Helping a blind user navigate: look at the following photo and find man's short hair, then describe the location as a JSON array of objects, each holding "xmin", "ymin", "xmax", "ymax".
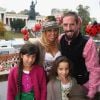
[{"xmin": 63, "ymin": 11, "xmax": 79, "ymax": 24}]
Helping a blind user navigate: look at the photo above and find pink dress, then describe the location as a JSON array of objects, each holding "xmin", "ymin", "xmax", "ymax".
[{"xmin": 83, "ymin": 37, "xmax": 100, "ymax": 98}]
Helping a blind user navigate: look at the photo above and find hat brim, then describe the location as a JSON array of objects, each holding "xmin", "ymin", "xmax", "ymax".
[
  {"xmin": 42, "ymin": 21, "xmax": 60, "ymax": 31},
  {"xmin": 42, "ymin": 25, "xmax": 59, "ymax": 31}
]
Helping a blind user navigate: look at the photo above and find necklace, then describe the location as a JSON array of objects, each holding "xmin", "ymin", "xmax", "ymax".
[{"xmin": 65, "ymin": 36, "xmax": 71, "ymax": 45}]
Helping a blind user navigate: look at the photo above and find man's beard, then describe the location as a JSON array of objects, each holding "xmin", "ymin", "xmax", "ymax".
[{"xmin": 64, "ymin": 30, "xmax": 78, "ymax": 40}]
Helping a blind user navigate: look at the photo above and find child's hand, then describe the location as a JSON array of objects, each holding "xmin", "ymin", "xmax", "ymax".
[{"xmin": 58, "ymin": 75, "xmax": 69, "ymax": 84}]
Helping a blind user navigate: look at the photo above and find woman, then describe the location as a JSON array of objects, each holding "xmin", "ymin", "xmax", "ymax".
[{"xmin": 30, "ymin": 16, "xmax": 61, "ymax": 79}]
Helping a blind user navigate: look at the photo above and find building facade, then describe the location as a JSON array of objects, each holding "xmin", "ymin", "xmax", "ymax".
[
  {"xmin": 0, "ymin": 7, "xmax": 28, "ymax": 26},
  {"xmin": 0, "ymin": 7, "xmax": 45, "ymax": 30}
]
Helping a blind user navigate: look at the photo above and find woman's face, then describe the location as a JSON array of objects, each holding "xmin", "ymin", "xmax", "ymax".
[
  {"xmin": 57, "ymin": 61, "xmax": 69, "ymax": 80},
  {"xmin": 21, "ymin": 54, "xmax": 36, "ymax": 67},
  {"xmin": 45, "ymin": 28, "xmax": 59, "ymax": 42}
]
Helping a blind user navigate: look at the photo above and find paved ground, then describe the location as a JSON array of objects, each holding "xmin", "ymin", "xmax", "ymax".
[{"xmin": 0, "ymin": 81, "xmax": 7, "ymax": 100}]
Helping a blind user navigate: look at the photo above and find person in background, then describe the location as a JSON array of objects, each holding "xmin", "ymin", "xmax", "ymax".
[
  {"xmin": 47, "ymin": 56, "xmax": 88, "ymax": 100},
  {"xmin": 30, "ymin": 16, "xmax": 61, "ymax": 79},
  {"xmin": 59, "ymin": 11, "xmax": 100, "ymax": 99},
  {"xmin": 7, "ymin": 43, "xmax": 47, "ymax": 100}
]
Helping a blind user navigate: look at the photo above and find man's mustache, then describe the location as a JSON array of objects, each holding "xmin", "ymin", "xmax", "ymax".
[{"xmin": 65, "ymin": 30, "xmax": 74, "ymax": 32}]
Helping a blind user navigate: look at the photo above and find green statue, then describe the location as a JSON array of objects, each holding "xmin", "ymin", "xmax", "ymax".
[{"xmin": 28, "ymin": 0, "xmax": 37, "ymax": 20}]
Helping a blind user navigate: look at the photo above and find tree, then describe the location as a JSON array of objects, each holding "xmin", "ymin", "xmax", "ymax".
[
  {"xmin": 51, "ymin": 8, "xmax": 61, "ymax": 15},
  {"xmin": 91, "ymin": 17, "xmax": 97, "ymax": 23},
  {"xmin": 18, "ymin": 9, "xmax": 29, "ymax": 15},
  {"xmin": 18, "ymin": 9, "xmax": 40, "ymax": 16},
  {"xmin": 6, "ymin": 10, "xmax": 16, "ymax": 14},
  {"xmin": 51, "ymin": 8, "xmax": 69, "ymax": 16},
  {"xmin": 77, "ymin": 4, "xmax": 91, "ymax": 34},
  {"xmin": 10, "ymin": 19, "xmax": 25, "ymax": 32},
  {"xmin": 62, "ymin": 9, "xmax": 69, "ymax": 15},
  {"xmin": 0, "ymin": 21, "xmax": 6, "ymax": 36}
]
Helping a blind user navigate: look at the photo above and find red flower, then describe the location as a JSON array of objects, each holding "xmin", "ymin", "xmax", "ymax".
[
  {"xmin": 86, "ymin": 24, "xmax": 100, "ymax": 36},
  {"xmin": 21, "ymin": 28, "xmax": 28, "ymax": 35},
  {"xmin": 21, "ymin": 27, "xmax": 29, "ymax": 41}
]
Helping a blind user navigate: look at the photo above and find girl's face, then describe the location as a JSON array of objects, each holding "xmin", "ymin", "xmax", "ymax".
[
  {"xmin": 45, "ymin": 28, "xmax": 59, "ymax": 42},
  {"xmin": 57, "ymin": 61, "xmax": 69, "ymax": 80},
  {"xmin": 21, "ymin": 54, "xmax": 36, "ymax": 67}
]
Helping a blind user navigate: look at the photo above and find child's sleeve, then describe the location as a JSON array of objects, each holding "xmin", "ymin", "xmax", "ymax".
[
  {"xmin": 47, "ymin": 81, "xmax": 52, "ymax": 100},
  {"xmin": 40, "ymin": 68, "xmax": 47, "ymax": 100},
  {"xmin": 7, "ymin": 68, "xmax": 16, "ymax": 100}
]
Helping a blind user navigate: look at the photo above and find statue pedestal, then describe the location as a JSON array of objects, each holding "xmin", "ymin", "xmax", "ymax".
[
  {"xmin": 26, "ymin": 20, "xmax": 36, "ymax": 29},
  {"xmin": 26, "ymin": 20, "xmax": 39, "ymax": 38}
]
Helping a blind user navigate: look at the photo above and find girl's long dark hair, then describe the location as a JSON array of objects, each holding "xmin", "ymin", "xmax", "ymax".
[
  {"xmin": 17, "ymin": 43, "xmax": 40, "ymax": 99},
  {"xmin": 49, "ymin": 56, "xmax": 73, "ymax": 80}
]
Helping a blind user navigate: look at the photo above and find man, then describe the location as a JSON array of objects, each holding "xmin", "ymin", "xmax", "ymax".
[{"xmin": 59, "ymin": 11, "xmax": 100, "ymax": 99}]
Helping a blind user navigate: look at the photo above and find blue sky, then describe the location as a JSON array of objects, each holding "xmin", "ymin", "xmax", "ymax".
[{"xmin": 0, "ymin": 0, "xmax": 100, "ymax": 22}]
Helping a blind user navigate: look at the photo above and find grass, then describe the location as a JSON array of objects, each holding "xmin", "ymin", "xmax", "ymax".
[
  {"xmin": 0, "ymin": 31, "xmax": 34, "ymax": 40},
  {"xmin": 0, "ymin": 31, "xmax": 23, "ymax": 40}
]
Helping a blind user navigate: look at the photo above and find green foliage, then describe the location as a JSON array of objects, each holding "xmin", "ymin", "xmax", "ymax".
[
  {"xmin": 0, "ymin": 31, "xmax": 33, "ymax": 40},
  {"xmin": 77, "ymin": 5, "xmax": 91, "ymax": 34},
  {"xmin": 0, "ymin": 21, "xmax": 6, "ymax": 36},
  {"xmin": 0, "ymin": 31, "xmax": 23, "ymax": 40},
  {"xmin": 4, "ymin": 31, "xmax": 14, "ymax": 40},
  {"xmin": 10, "ymin": 19, "xmax": 25, "ymax": 32}
]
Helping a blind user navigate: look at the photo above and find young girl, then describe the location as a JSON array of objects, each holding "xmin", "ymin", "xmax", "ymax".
[
  {"xmin": 7, "ymin": 43, "xmax": 47, "ymax": 100},
  {"xmin": 47, "ymin": 56, "xmax": 88, "ymax": 100}
]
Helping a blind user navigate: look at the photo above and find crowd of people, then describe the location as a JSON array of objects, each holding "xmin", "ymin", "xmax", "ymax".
[
  {"xmin": 7, "ymin": 11, "xmax": 100, "ymax": 100},
  {"xmin": 0, "ymin": 53, "xmax": 19, "ymax": 71}
]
